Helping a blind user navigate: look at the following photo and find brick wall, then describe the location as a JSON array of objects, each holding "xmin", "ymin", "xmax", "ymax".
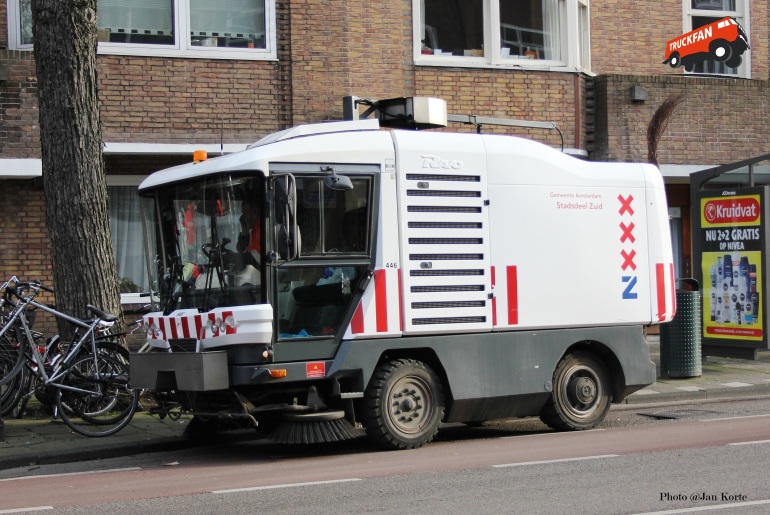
[
  {"xmin": 593, "ymin": 74, "xmax": 770, "ymax": 164},
  {"xmin": 0, "ymin": 180, "xmax": 57, "ymax": 336},
  {"xmin": 416, "ymin": 67, "xmax": 588, "ymax": 150},
  {"xmin": 0, "ymin": 50, "xmax": 39, "ymax": 158},
  {"xmin": 289, "ymin": 0, "xmax": 413, "ymax": 124}
]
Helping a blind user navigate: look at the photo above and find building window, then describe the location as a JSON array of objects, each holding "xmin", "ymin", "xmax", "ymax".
[
  {"xmin": 686, "ymin": 0, "xmax": 748, "ymax": 77},
  {"xmin": 415, "ymin": 0, "xmax": 589, "ymax": 70},
  {"xmin": 7, "ymin": 0, "xmax": 276, "ymax": 60}
]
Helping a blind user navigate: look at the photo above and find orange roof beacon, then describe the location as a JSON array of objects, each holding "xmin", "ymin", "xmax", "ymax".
[{"xmin": 663, "ymin": 17, "xmax": 749, "ymax": 71}]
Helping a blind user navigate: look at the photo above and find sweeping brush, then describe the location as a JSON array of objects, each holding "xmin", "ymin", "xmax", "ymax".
[{"xmin": 269, "ymin": 411, "xmax": 362, "ymax": 444}]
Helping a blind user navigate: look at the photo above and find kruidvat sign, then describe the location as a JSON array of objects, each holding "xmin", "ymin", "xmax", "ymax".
[{"xmin": 700, "ymin": 189, "xmax": 766, "ymax": 347}]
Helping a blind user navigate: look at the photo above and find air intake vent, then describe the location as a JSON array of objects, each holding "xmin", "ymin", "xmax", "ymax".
[
  {"xmin": 412, "ymin": 301, "xmax": 486, "ymax": 309},
  {"xmin": 408, "ymin": 206, "xmax": 481, "ymax": 213},
  {"xmin": 409, "ymin": 253, "xmax": 484, "ymax": 260},
  {"xmin": 406, "ymin": 174, "xmax": 480, "ymax": 182},
  {"xmin": 413, "ymin": 317, "xmax": 487, "ymax": 325},
  {"xmin": 408, "ymin": 222, "xmax": 482, "ymax": 229},
  {"xmin": 407, "ymin": 190, "xmax": 481, "ymax": 198},
  {"xmin": 409, "ymin": 238, "xmax": 483, "ymax": 245},
  {"xmin": 411, "ymin": 285, "xmax": 485, "ymax": 293},
  {"xmin": 411, "ymin": 269, "xmax": 485, "ymax": 277}
]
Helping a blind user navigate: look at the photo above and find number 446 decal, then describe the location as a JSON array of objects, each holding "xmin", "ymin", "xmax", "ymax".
[{"xmin": 622, "ymin": 276, "xmax": 638, "ymax": 299}]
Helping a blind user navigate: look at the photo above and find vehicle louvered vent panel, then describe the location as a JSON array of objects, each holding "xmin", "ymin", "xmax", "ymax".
[{"xmin": 401, "ymin": 171, "xmax": 491, "ymax": 333}]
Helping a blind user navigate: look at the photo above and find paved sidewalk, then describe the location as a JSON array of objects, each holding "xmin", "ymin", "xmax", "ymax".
[{"xmin": 1, "ymin": 337, "xmax": 769, "ymax": 471}]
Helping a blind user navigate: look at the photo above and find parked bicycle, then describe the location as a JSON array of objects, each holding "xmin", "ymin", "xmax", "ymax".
[{"xmin": 0, "ymin": 277, "xmax": 138, "ymax": 437}]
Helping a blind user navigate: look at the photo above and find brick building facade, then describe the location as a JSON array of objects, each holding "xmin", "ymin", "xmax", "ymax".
[{"xmin": 1, "ymin": 0, "xmax": 768, "ymax": 332}]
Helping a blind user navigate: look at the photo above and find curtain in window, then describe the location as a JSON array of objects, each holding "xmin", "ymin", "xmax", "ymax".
[
  {"xmin": 189, "ymin": 0, "xmax": 265, "ymax": 37},
  {"xmin": 97, "ymin": 0, "xmax": 173, "ymax": 34},
  {"xmin": 109, "ymin": 187, "xmax": 148, "ymax": 292},
  {"xmin": 542, "ymin": 0, "xmax": 560, "ymax": 60}
]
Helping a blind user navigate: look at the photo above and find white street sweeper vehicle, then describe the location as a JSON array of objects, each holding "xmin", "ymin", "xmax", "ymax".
[{"xmin": 131, "ymin": 101, "xmax": 676, "ymax": 449}]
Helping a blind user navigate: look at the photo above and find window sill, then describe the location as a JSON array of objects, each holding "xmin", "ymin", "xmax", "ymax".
[{"xmin": 414, "ymin": 55, "xmax": 585, "ymax": 74}]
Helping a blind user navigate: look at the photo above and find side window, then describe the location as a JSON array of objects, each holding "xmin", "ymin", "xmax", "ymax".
[
  {"xmin": 296, "ymin": 177, "xmax": 371, "ymax": 255},
  {"xmin": 275, "ymin": 173, "xmax": 373, "ymax": 339}
]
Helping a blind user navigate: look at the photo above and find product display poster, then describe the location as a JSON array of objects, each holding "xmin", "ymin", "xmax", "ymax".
[{"xmin": 700, "ymin": 189, "xmax": 765, "ymax": 344}]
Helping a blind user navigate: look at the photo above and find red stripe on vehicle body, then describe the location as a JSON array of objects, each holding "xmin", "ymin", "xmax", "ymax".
[
  {"xmin": 507, "ymin": 266, "xmax": 518, "ymax": 325},
  {"xmin": 656, "ymin": 263, "xmax": 666, "ymax": 321},
  {"xmin": 374, "ymin": 269, "xmax": 388, "ymax": 333}
]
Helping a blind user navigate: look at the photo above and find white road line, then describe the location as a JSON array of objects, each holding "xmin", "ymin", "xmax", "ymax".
[
  {"xmin": 700, "ymin": 413, "xmax": 770, "ymax": 422},
  {"xmin": 0, "ymin": 507, "xmax": 54, "ymax": 514},
  {"xmin": 0, "ymin": 467, "xmax": 141, "ymax": 482},
  {"xmin": 634, "ymin": 498, "xmax": 770, "ymax": 514},
  {"xmin": 728, "ymin": 439, "xmax": 770, "ymax": 446},
  {"xmin": 212, "ymin": 478, "xmax": 362, "ymax": 494},
  {"xmin": 492, "ymin": 454, "xmax": 618, "ymax": 468},
  {"xmin": 501, "ymin": 428, "xmax": 605, "ymax": 439}
]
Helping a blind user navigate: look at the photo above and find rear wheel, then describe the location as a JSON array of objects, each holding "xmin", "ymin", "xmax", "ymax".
[
  {"xmin": 361, "ymin": 358, "xmax": 445, "ymax": 450},
  {"xmin": 0, "ymin": 327, "xmax": 25, "ymax": 387},
  {"xmin": 540, "ymin": 351, "xmax": 612, "ymax": 431},
  {"xmin": 668, "ymin": 52, "xmax": 680, "ymax": 68}
]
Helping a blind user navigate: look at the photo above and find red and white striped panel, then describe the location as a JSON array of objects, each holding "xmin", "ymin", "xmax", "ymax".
[
  {"xmin": 346, "ymin": 269, "xmax": 403, "ymax": 338},
  {"xmin": 655, "ymin": 262, "xmax": 677, "ymax": 322},
  {"xmin": 490, "ymin": 265, "xmax": 519, "ymax": 328}
]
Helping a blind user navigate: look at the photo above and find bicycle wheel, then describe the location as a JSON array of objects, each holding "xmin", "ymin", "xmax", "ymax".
[
  {"xmin": 0, "ymin": 326, "xmax": 25, "ymax": 387},
  {"xmin": 0, "ymin": 363, "xmax": 27, "ymax": 417},
  {"xmin": 56, "ymin": 353, "xmax": 138, "ymax": 437}
]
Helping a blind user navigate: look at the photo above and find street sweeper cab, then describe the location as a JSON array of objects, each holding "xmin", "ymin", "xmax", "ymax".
[{"xmin": 131, "ymin": 106, "xmax": 675, "ymax": 449}]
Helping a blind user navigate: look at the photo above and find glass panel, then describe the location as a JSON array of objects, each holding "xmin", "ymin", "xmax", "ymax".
[
  {"xmin": 190, "ymin": 0, "xmax": 266, "ymax": 49},
  {"xmin": 19, "ymin": 0, "xmax": 33, "ymax": 45},
  {"xmin": 296, "ymin": 177, "xmax": 370, "ymax": 255},
  {"xmin": 277, "ymin": 265, "xmax": 367, "ymax": 338},
  {"xmin": 109, "ymin": 187, "xmax": 149, "ymax": 293},
  {"xmin": 421, "ymin": 0, "xmax": 483, "ymax": 57},
  {"xmin": 691, "ymin": 16, "xmax": 738, "ymax": 75},
  {"xmin": 500, "ymin": 0, "xmax": 560, "ymax": 60},
  {"xmin": 142, "ymin": 175, "xmax": 264, "ymax": 313},
  {"xmin": 692, "ymin": 0, "xmax": 736, "ymax": 10},
  {"xmin": 97, "ymin": 0, "xmax": 174, "ymax": 45}
]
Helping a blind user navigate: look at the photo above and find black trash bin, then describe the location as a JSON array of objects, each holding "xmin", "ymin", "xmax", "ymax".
[{"xmin": 659, "ymin": 278, "xmax": 702, "ymax": 378}]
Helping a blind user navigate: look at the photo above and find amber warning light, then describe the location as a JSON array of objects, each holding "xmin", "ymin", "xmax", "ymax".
[{"xmin": 193, "ymin": 150, "xmax": 208, "ymax": 163}]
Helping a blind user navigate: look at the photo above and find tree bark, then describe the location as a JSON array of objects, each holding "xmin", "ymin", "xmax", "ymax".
[{"xmin": 32, "ymin": 0, "xmax": 122, "ymax": 335}]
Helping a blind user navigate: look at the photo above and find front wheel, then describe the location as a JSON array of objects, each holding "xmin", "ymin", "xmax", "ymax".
[
  {"xmin": 540, "ymin": 351, "xmax": 612, "ymax": 431},
  {"xmin": 361, "ymin": 358, "xmax": 445, "ymax": 450},
  {"xmin": 56, "ymin": 353, "xmax": 138, "ymax": 437}
]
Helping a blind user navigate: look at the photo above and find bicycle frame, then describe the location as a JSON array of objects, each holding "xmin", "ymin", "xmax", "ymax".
[{"xmin": 1, "ymin": 278, "xmax": 115, "ymax": 398}]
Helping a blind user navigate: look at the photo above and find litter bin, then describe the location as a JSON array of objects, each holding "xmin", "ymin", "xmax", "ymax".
[{"xmin": 659, "ymin": 278, "xmax": 702, "ymax": 378}]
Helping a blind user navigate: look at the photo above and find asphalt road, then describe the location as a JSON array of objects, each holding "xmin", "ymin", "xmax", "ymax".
[{"xmin": 1, "ymin": 397, "xmax": 770, "ymax": 514}]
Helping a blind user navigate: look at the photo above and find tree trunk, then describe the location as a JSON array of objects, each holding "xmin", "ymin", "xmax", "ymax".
[{"xmin": 32, "ymin": 0, "xmax": 122, "ymax": 336}]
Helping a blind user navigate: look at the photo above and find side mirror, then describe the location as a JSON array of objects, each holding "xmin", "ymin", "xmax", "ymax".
[{"xmin": 321, "ymin": 166, "xmax": 353, "ymax": 191}]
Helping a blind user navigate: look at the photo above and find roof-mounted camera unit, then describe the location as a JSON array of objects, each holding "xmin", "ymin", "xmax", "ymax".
[{"xmin": 343, "ymin": 96, "xmax": 447, "ymax": 129}]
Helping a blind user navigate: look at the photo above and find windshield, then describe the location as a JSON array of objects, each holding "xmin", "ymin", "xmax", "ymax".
[{"xmin": 141, "ymin": 174, "xmax": 265, "ymax": 314}]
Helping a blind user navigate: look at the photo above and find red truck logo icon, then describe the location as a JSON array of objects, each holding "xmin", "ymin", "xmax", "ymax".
[{"xmin": 663, "ymin": 17, "xmax": 749, "ymax": 71}]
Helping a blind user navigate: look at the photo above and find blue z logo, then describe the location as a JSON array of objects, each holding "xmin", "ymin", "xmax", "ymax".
[{"xmin": 622, "ymin": 276, "xmax": 638, "ymax": 299}]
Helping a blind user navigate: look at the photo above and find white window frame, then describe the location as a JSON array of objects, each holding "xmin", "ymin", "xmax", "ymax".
[
  {"xmin": 683, "ymin": 0, "xmax": 750, "ymax": 78},
  {"xmin": 413, "ymin": 0, "xmax": 590, "ymax": 73},
  {"xmin": 7, "ymin": 0, "xmax": 277, "ymax": 61}
]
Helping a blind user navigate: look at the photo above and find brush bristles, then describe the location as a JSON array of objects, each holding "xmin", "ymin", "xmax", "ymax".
[{"xmin": 270, "ymin": 417, "xmax": 362, "ymax": 444}]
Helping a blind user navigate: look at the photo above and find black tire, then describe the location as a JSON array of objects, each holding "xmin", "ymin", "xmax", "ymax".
[
  {"xmin": 56, "ymin": 353, "xmax": 138, "ymax": 437},
  {"xmin": 0, "ymin": 364, "xmax": 27, "ymax": 417},
  {"xmin": 361, "ymin": 358, "xmax": 445, "ymax": 450},
  {"xmin": 0, "ymin": 327, "xmax": 25, "ymax": 388},
  {"xmin": 540, "ymin": 351, "xmax": 612, "ymax": 431},
  {"xmin": 668, "ymin": 52, "xmax": 680, "ymax": 68},
  {"xmin": 725, "ymin": 53, "xmax": 742, "ymax": 68},
  {"xmin": 710, "ymin": 39, "xmax": 732, "ymax": 62}
]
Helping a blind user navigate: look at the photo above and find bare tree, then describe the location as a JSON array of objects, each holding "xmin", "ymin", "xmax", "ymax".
[
  {"xmin": 647, "ymin": 93, "xmax": 685, "ymax": 166},
  {"xmin": 32, "ymin": 0, "xmax": 122, "ymax": 333}
]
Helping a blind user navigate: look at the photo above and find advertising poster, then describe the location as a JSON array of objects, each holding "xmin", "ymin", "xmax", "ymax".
[{"xmin": 700, "ymin": 189, "xmax": 765, "ymax": 345}]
